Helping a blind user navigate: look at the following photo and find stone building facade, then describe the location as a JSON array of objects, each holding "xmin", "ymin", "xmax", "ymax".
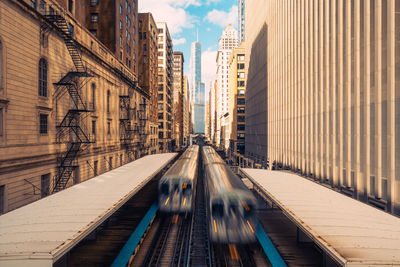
[
  {"xmin": 0, "ymin": 0, "xmax": 149, "ymax": 214},
  {"xmin": 246, "ymin": 0, "xmax": 400, "ymax": 214}
]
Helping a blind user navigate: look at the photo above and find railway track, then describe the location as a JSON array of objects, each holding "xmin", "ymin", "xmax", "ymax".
[
  {"xmin": 139, "ymin": 213, "xmax": 192, "ymax": 266},
  {"xmin": 188, "ymin": 152, "xmax": 212, "ymax": 267},
  {"xmin": 130, "ymin": 146, "xmax": 271, "ymax": 267}
]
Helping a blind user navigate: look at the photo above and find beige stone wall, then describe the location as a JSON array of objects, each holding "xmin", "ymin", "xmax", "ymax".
[
  {"xmin": 0, "ymin": 0, "xmax": 148, "ymax": 214},
  {"xmin": 246, "ymin": 0, "xmax": 400, "ymax": 215}
]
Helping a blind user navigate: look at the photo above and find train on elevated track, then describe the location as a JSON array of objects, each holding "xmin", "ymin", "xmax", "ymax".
[
  {"xmin": 202, "ymin": 146, "xmax": 257, "ymax": 244},
  {"xmin": 158, "ymin": 145, "xmax": 199, "ymax": 213}
]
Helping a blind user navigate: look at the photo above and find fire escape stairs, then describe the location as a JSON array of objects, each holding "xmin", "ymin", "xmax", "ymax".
[
  {"xmin": 44, "ymin": 11, "xmax": 95, "ymax": 193},
  {"xmin": 44, "ymin": 13, "xmax": 86, "ymax": 72}
]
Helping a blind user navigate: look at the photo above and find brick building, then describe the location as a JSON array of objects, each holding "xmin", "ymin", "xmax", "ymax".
[
  {"xmin": 0, "ymin": 0, "xmax": 148, "ymax": 214},
  {"xmin": 138, "ymin": 12, "xmax": 159, "ymax": 154}
]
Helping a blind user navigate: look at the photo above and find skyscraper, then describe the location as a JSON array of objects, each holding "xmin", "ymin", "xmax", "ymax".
[
  {"xmin": 156, "ymin": 22, "xmax": 174, "ymax": 152},
  {"xmin": 238, "ymin": 0, "xmax": 245, "ymax": 43},
  {"xmin": 190, "ymin": 40, "xmax": 205, "ymax": 133},
  {"xmin": 173, "ymin": 52, "xmax": 184, "ymax": 147},
  {"xmin": 216, "ymin": 24, "xmax": 238, "ymax": 148}
]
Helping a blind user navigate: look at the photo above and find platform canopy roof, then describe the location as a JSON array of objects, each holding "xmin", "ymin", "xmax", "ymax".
[
  {"xmin": 0, "ymin": 153, "xmax": 177, "ymax": 267},
  {"xmin": 242, "ymin": 169, "xmax": 400, "ymax": 267}
]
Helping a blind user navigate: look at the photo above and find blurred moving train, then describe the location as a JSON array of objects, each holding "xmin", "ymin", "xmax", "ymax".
[
  {"xmin": 158, "ymin": 145, "xmax": 199, "ymax": 213},
  {"xmin": 202, "ymin": 146, "xmax": 257, "ymax": 244}
]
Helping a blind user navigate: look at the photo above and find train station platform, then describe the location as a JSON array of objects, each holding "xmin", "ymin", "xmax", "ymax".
[
  {"xmin": 241, "ymin": 169, "xmax": 400, "ymax": 267},
  {"xmin": 0, "ymin": 153, "xmax": 177, "ymax": 267}
]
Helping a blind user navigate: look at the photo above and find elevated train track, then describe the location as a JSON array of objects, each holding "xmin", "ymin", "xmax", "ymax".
[{"xmin": 131, "ymin": 145, "xmax": 271, "ymax": 267}]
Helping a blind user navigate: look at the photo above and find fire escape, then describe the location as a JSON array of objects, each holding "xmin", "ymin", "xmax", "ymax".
[
  {"xmin": 138, "ymin": 99, "xmax": 149, "ymax": 156},
  {"xmin": 119, "ymin": 86, "xmax": 137, "ymax": 161},
  {"xmin": 42, "ymin": 11, "xmax": 94, "ymax": 193}
]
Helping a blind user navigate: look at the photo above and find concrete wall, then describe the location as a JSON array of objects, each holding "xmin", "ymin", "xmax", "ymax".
[{"xmin": 246, "ymin": 0, "xmax": 400, "ymax": 215}]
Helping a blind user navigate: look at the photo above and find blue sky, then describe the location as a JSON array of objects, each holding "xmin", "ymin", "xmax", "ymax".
[{"xmin": 139, "ymin": 0, "xmax": 238, "ymax": 91}]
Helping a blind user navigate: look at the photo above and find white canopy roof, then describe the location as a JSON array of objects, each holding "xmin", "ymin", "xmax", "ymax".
[
  {"xmin": 242, "ymin": 169, "xmax": 400, "ymax": 267},
  {"xmin": 0, "ymin": 153, "xmax": 177, "ymax": 267}
]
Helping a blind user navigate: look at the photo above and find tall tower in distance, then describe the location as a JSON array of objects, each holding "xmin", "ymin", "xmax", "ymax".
[
  {"xmin": 216, "ymin": 24, "xmax": 238, "ymax": 146},
  {"xmin": 190, "ymin": 33, "xmax": 205, "ymax": 134},
  {"xmin": 238, "ymin": 0, "xmax": 245, "ymax": 43}
]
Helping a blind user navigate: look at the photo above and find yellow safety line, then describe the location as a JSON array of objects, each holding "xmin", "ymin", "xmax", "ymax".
[
  {"xmin": 183, "ymin": 198, "xmax": 186, "ymax": 205},
  {"xmin": 213, "ymin": 219, "xmax": 217, "ymax": 233},
  {"xmin": 164, "ymin": 197, "xmax": 170, "ymax": 205},
  {"xmin": 246, "ymin": 220, "xmax": 254, "ymax": 233},
  {"xmin": 229, "ymin": 244, "xmax": 239, "ymax": 261}
]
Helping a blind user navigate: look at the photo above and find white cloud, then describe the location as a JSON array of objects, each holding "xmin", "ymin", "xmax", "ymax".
[
  {"xmin": 173, "ymin": 38, "xmax": 186, "ymax": 46},
  {"xmin": 139, "ymin": 0, "xmax": 199, "ymax": 36},
  {"xmin": 204, "ymin": 5, "xmax": 238, "ymax": 29},
  {"xmin": 202, "ymin": 48, "xmax": 217, "ymax": 86},
  {"xmin": 206, "ymin": 0, "xmax": 222, "ymax": 5}
]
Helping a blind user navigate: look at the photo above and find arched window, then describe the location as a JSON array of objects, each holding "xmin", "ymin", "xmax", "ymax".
[
  {"xmin": 38, "ymin": 58, "xmax": 47, "ymax": 97},
  {"xmin": 106, "ymin": 90, "xmax": 110, "ymax": 113}
]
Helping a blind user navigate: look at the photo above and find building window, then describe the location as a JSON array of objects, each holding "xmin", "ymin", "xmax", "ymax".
[
  {"xmin": 128, "ymin": 4, "xmax": 131, "ymax": 13},
  {"xmin": 39, "ymin": 114, "xmax": 48, "ymax": 134},
  {"xmin": 38, "ymin": 58, "xmax": 47, "ymax": 97},
  {"xmin": 92, "ymin": 120, "xmax": 96, "ymax": 136},
  {"xmin": 237, "ymin": 115, "xmax": 245, "ymax": 122},
  {"xmin": 237, "ymin": 107, "xmax": 245, "ymax": 113},
  {"xmin": 74, "ymin": 167, "xmax": 80, "ymax": 184},
  {"xmin": 0, "ymin": 108, "xmax": 3, "ymax": 137},
  {"xmin": 120, "ymin": 154, "xmax": 123, "ymax": 166},
  {"xmin": 31, "ymin": 0, "xmax": 37, "ymax": 9},
  {"xmin": 237, "ymin": 133, "xmax": 245, "ymax": 140},
  {"xmin": 41, "ymin": 173, "xmax": 50, "ymax": 197},
  {"xmin": 94, "ymin": 160, "xmax": 98, "ymax": 176},
  {"xmin": 90, "ymin": 0, "xmax": 98, "ymax": 6},
  {"xmin": 143, "ymin": 44, "xmax": 147, "ymax": 51},
  {"xmin": 237, "ymin": 124, "xmax": 245, "ymax": 131},
  {"xmin": 91, "ymin": 13, "xmax": 99, "ymax": 23},
  {"xmin": 109, "ymin": 157, "xmax": 113, "ymax": 169},
  {"xmin": 237, "ymin": 63, "xmax": 244, "ymax": 69},
  {"xmin": 0, "ymin": 40, "xmax": 2, "ymax": 89},
  {"xmin": 90, "ymin": 30, "xmax": 97, "ymax": 37},
  {"xmin": 0, "ymin": 184, "xmax": 4, "ymax": 214},
  {"xmin": 120, "ymin": 4, "xmax": 122, "ymax": 14},
  {"xmin": 68, "ymin": 0, "xmax": 73, "ymax": 13},
  {"xmin": 237, "ymin": 98, "xmax": 245, "ymax": 105},
  {"xmin": 120, "ymin": 36, "xmax": 122, "ymax": 45},
  {"xmin": 39, "ymin": 0, "xmax": 46, "ymax": 15},
  {"xmin": 106, "ymin": 90, "xmax": 110, "ymax": 113},
  {"xmin": 120, "ymin": 20, "xmax": 123, "ymax": 30},
  {"xmin": 91, "ymin": 84, "xmax": 96, "ymax": 110},
  {"xmin": 107, "ymin": 121, "xmax": 111, "ymax": 135}
]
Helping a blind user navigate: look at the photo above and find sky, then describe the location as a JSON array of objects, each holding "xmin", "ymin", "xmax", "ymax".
[{"xmin": 139, "ymin": 0, "xmax": 238, "ymax": 95}]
